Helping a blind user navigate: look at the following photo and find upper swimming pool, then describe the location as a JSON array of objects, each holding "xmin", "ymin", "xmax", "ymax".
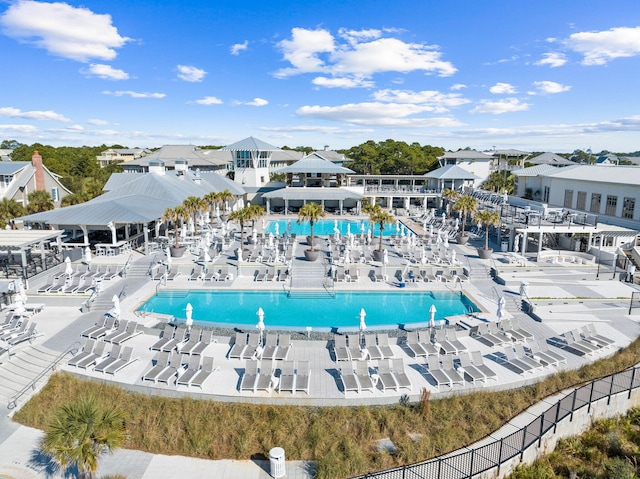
[
  {"xmin": 140, "ymin": 290, "xmax": 479, "ymax": 330},
  {"xmin": 264, "ymin": 219, "xmax": 412, "ymax": 237}
]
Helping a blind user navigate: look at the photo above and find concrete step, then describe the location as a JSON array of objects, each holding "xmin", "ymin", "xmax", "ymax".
[{"xmin": 0, "ymin": 344, "xmax": 61, "ymax": 403}]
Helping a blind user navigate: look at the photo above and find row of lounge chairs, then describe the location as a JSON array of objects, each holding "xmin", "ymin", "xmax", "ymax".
[
  {"xmin": 254, "ymin": 267, "xmax": 289, "ymax": 282},
  {"xmin": 473, "ymin": 319, "xmax": 534, "ymax": 347},
  {"xmin": 150, "ymin": 265, "xmax": 180, "ymax": 281},
  {"xmin": 494, "ymin": 341, "xmax": 567, "ymax": 375},
  {"xmin": 0, "ymin": 318, "xmax": 38, "ymax": 347},
  {"xmin": 340, "ymin": 358, "xmax": 411, "ymax": 393},
  {"xmin": 38, "ymin": 267, "xmax": 120, "ymax": 294},
  {"xmin": 228, "ymin": 332, "xmax": 292, "ymax": 361},
  {"xmin": 142, "ymin": 351, "xmax": 215, "ymax": 388},
  {"xmin": 188, "ymin": 266, "xmax": 233, "ymax": 282},
  {"xmin": 398, "ymin": 267, "xmax": 469, "ymax": 284},
  {"xmin": 424, "ymin": 351, "xmax": 498, "ymax": 391},
  {"xmin": 405, "ymin": 329, "xmax": 467, "ymax": 357},
  {"xmin": 68, "ymin": 339, "xmax": 139, "ymax": 375},
  {"xmin": 150, "ymin": 325, "xmax": 214, "ymax": 355},
  {"xmin": 57, "ymin": 264, "xmax": 120, "ymax": 281},
  {"xmin": 81, "ymin": 317, "xmax": 141, "ymax": 344},
  {"xmin": 333, "ymin": 333, "xmax": 396, "ymax": 361},
  {"xmin": 559, "ymin": 325, "xmax": 616, "ymax": 357},
  {"xmin": 240, "ymin": 359, "xmax": 310, "ymax": 394}
]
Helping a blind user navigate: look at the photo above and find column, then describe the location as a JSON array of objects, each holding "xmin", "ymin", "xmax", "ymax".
[
  {"xmin": 80, "ymin": 225, "xmax": 88, "ymax": 245},
  {"xmin": 339, "ymin": 199, "xmax": 344, "ymax": 215},
  {"xmin": 538, "ymin": 231, "xmax": 543, "ymax": 253},
  {"xmin": 284, "ymin": 199, "xmax": 289, "ymax": 215},
  {"xmin": 266, "ymin": 198, "xmax": 271, "ymax": 215},
  {"xmin": 143, "ymin": 224, "xmax": 149, "ymax": 255},
  {"xmin": 522, "ymin": 232, "xmax": 528, "ymax": 256}
]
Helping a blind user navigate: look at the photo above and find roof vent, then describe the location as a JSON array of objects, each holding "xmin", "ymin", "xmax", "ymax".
[{"xmin": 148, "ymin": 159, "xmax": 165, "ymax": 175}]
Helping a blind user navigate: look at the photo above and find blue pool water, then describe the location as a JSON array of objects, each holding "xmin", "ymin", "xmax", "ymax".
[
  {"xmin": 264, "ymin": 219, "xmax": 411, "ymax": 237},
  {"xmin": 140, "ymin": 290, "xmax": 479, "ymax": 330}
]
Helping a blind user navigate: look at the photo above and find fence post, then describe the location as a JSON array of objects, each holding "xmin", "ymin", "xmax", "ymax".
[
  {"xmin": 587, "ymin": 381, "xmax": 595, "ymax": 414},
  {"xmin": 570, "ymin": 389, "xmax": 578, "ymax": 421},
  {"xmin": 538, "ymin": 411, "xmax": 545, "ymax": 447},
  {"xmin": 629, "ymin": 367, "xmax": 637, "ymax": 400},
  {"xmin": 437, "ymin": 456, "xmax": 442, "ymax": 478},
  {"xmin": 520, "ymin": 424, "xmax": 527, "ymax": 461},
  {"xmin": 553, "ymin": 401, "xmax": 560, "ymax": 434},
  {"xmin": 607, "ymin": 373, "xmax": 615, "ymax": 406},
  {"xmin": 469, "ymin": 449, "xmax": 475, "ymax": 478},
  {"xmin": 496, "ymin": 438, "xmax": 504, "ymax": 476}
]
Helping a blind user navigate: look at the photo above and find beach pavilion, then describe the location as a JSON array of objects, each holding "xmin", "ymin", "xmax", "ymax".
[{"xmin": 19, "ymin": 164, "xmax": 244, "ymax": 255}]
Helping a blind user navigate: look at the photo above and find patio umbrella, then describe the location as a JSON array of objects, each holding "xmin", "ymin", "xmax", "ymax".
[
  {"xmin": 359, "ymin": 308, "xmax": 366, "ymax": 339},
  {"xmin": 215, "ymin": 204, "xmax": 220, "ymax": 218},
  {"xmin": 360, "ymin": 221, "xmax": 365, "ymax": 234},
  {"xmin": 185, "ymin": 303, "xmax": 193, "ymax": 331},
  {"xmin": 454, "ymin": 218, "xmax": 459, "ymax": 230},
  {"xmin": 203, "ymin": 248, "xmax": 212, "ymax": 263},
  {"xmin": 519, "ymin": 282, "xmax": 529, "ymax": 297},
  {"xmin": 429, "ymin": 304, "xmax": 437, "ymax": 328},
  {"xmin": 443, "ymin": 234, "xmax": 449, "ymax": 249},
  {"xmin": 252, "ymin": 228, "xmax": 258, "ymax": 244},
  {"xmin": 450, "ymin": 250, "xmax": 456, "ymax": 265},
  {"xmin": 256, "ymin": 307, "xmax": 265, "ymax": 343},
  {"xmin": 165, "ymin": 246, "xmax": 172, "ymax": 266},
  {"xmin": 497, "ymin": 296, "xmax": 506, "ymax": 320},
  {"xmin": 268, "ymin": 233, "xmax": 274, "ymax": 247},
  {"xmin": 111, "ymin": 294, "xmax": 120, "ymax": 319},
  {"xmin": 274, "ymin": 223, "xmax": 279, "ymax": 236},
  {"xmin": 382, "ymin": 248, "xmax": 389, "ymax": 278},
  {"xmin": 261, "ymin": 218, "xmax": 266, "ymax": 230},
  {"xmin": 347, "ymin": 223, "xmax": 351, "ymax": 236},
  {"xmin": 334, "ymin": 219, "xmax": 338, "ymax": 229},
  {"xmin": 84, "ymin": 246, "xmax": 92, "ymax": 264},
  {"xmin": 442, "ymin": 212, "xmax": 446, "ymax": 222},
  {"xmin": 64, "ymin": 257, "xmax": 73, "ymax": 278}
]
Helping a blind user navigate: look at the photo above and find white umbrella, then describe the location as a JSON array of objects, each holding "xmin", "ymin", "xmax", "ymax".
[
  {"xmin": 64, "ymin": 257, "xmax": 73, "ymax": 278},
  {"xmin": 497, "ymin": 296, "xmax": 506, "ymax": 320},
  {"xmin": 450, "ymin": 250, "xmax": 456, "ymax": 265},
  {"xmin": 382, "ymin": 248, "xmax": 388, "ymax": 278},
  {"xmin": 165, "ymin": 245, "xmax": 172, "ymax": 265},
  {"xmin": 429, "ymin": 304, "xmax": 437, "ymax": 328},
  {"xmin": 429, "ymin": 224, "xmax": 434, "ymax": 235},
  {"xmin": 261, "ymin": 218, "xmax": 265, "ymax": 230},
  {"xmin": 442, "ymin": 212, "xmax": 446, "ymax": 222},
  {"xmin": 215, "ymin": 204, "xmax": 220, "ymax": 218},
  {"xmin": 185, "ymin": 303, "xmax": 193, "ymax": 331},
  {"xmin": 367, "ymin": 229, "xmax": 372, "ymax": 243},
  {"xmin": 268, "ymin": 233, "xmax": 274, "ymax": 247},
  {"xmin": 347, "ymin": 223, "xmax": 351, "ymax": 236},
  {"xmin": 360, "ymin": 221, "xmax": 365, "ymax": 234},
  {"xmin": 519, "ymin": 282, "xmax": 529, "ymax": 297},
  {"xmin": 17, "ymin": 280, "xmax": 27, "ymax": 303},
  {"xmin": 203, "ymin": 248, "xmax": 212, "ymax": 263},
  {"xmin": 274, "ymin": 223, "xmax": 279, "ymax": 236},
  {"xmin": 443, "ymin": 234, "xmax": 449, "ymax": 249},
  {"xmin": 84, "ymin": 246, "xmax": 92, "ymax": 264},
  {"xmin": 334, "ymin": 219, "xmax": 338, "ymax": 229},
  {"xmin": 256, "ymin": 307, "xmax": 265, "ymax": 343},
  {"xmin": 359, "ymin": 308, "xmax": 367, "ymax": 338},
  {"xmin": 454, "ymin": 218, "xmax": 459, "ymax": 230},
  {"xmin": 189, "ymin": 219, "xmax": 195, "ymax": 235},
  {"xmin": 111, "ymin": 294, "xmax": 120, "ymax": 319},
  {"xmin": 252, "ymin": 229, "xmax": 258, "ymax": 244}
]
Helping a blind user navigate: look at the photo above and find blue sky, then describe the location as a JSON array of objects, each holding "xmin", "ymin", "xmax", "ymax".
[{"xmin": 1, "ymin": 0, "xmax": 639, "ymax": 152}]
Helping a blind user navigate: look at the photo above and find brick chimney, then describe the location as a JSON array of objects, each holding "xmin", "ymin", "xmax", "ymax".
[{"xmin": 32, "ymin": 150, "xmax": 46, "ymax": 191}]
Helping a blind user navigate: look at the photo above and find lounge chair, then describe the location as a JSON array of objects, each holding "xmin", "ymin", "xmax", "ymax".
[
  {"xmin": 63, "ymin": 277, "xmax": 83, "ymax": 293},
  {"xmin": 501, "ymin": 347, "xmax": 536, "ymax": 374},
  {"xmin": 178, "ymin": 327, "xmax": 202, "ymax": 354},
  {"xmin": 228, "ymin": 332, "xmax": 247, "ymax": 359},
  {"xmin": 406, "ymin": 331, "xmax": 437, "ymax": 357},
  {"xmin": 333, "ymin": 335, "xmax": 350, "ymax": 361},
  {"xmin": 354, "ymin": 361, "xmax": 375, "ymax": 392},
  {"xmin": 457, "ymin": 351, "xmax": 485, "ymax": 385},
  {"xmin": 470, "ymin": 351, "xmax": 498, "ymax": 381},
  {"xmin": 87, "ymin": 316, "xmax": 117, "ymax": 340},
  {"xmin": 203, "ymin": 268, "xmax": 218, "ymax": 281},
  {"xmin": 514, "ymin": 344, "xmax": 547, "ymax": 369},
  {"xmin": 391, "ymin": 358, "xmax": 412, "ymax": 390},
  {"xmin": 158, "ymin": 325, "xmax": 187, "ymax": 352},
  {"xmin": 48, "ymin": 277, "xmax": 67, "ymax": 294},
  {"xmin": 563, "ymin": 330, "xmax": 599, "ymax": 356},
  {"xmin": 0, "ymin": 320, "xmax": 29, "ymax": 342},
  {"xmin": 102, "ymin": 320, "xmax": 129, "ymax": 343},
  {"xmin": 446, "ymin": 329, "xmax": 468, "ymax": 354},
  {"xmin": 75, "ymin": 278, "xmax": 94, "ymax": 294},
  {"xmin": 218, "ymin": 267, "xmax": 232, "ymax": 281},
  {"xmin": 142, "ymin": 351, "xmax": 172, "ymax": 383},
  {"xmin": 502, "ymin": 318, "xmax": 534, "ymax": 342},
  {"xmin": 364, "ymin": 334, "xmax": 383, "ymax": 360},
  {"xmin": 334, "ymin": 267, "xmax": 346, "ymax": 282},
  {"xmin": 295, "ymin": 360, "xmax": 310, "ymax": 394},
  {"xmin": 264, "ymin": 267, "xmax": 276, "ymax": 281},
  {"xmin": 94, "ymin": 344, "xmax": 123, "ymax": 373},
  {"xmin": 255, "ymin": 360, "xmax": 274, "ymax": 392},
  {"xmin": 261, "ymin": 333, "xmax": 278, "ymax": 360},
  {"xmin": 165, "ymin": 268, "xmax": 180, "ymax": 281},
  {"xmin": 425, "ymin": 356, "xmax": 452, "ymax": 391},
  {"xmin": 475, "ymin": 323, "xmax": 510, "ymax": 347},
  {"xmin": 369, "ymin": 269, "xmax": 385, "ymax": 282},
  {"xmin": 255, "ymin": 269, "xmax": 266, "ymax": 282},
  {"xmin": 273, "ymin": 334, "xmax": 292, "ymax": 361},
  {"xmin": 434, "ymin": 329, "xmax": 458, "ymax": 355},
  {"xmin": 339, "ymin": 363, "xmax": 360, "ymax": 394},
  {"xmin": 100, "ymin": 266, "xmax": 120, "ymax": 281},
  {"xmin": 347, "ymin": 335, "xmax": 366, "ymax": 361},
  {"xmin": 151, "ymin": 324, "xmax": 176, "ymax": 351},
  {"xmin": 377, "ymin": 359, "xmax": 399, "ymax": 391},
  {"xmin": 103, "ymin": 346, "xmax": 138, "ymax": 375},
  {"xmin": 376, "ymin": 333, "xmax": 395, "ymax": 359},
  {"xmin": 37, "ymin": 276, "xmax": 58, "ymax": 293},
  {"xmin": 109, "ymin": 321, "xmax": 141, "ymax": 345},
  {"xmin": 440, "ymin": 355, "xmax": 465, "ymax": 386},
  {"xmin": 525, "ymin": 342, "xmax": 562, "ymax": 367},
  {"xmin": 240, "ymin": 360, "xmax": 260, "ymax": 393},
  {"xmin": 185, "ymin": 329, "xmax": 214, "ymax": 355},
  {"xmin": 0, "ymin": 317, "xmax": 20, "ymax": 335},
  {"xmin": 534, "ymin": 340, "xmax": 567, "ymax": 365},
  {"xmin": 7, "ymin": 322, "xmax": 38, "ymax": 346},
  {"xmin": 189, "ymin": 266, "xmax": 203, "ymax": 281},
  {"xmin": 487, "ymin": 322, "xmax": 512, "ymax": 345},
  {"xmin": 156, "ymin": 355, "xmax": 181, "ymax": 385},
  {"xmin": 75, "ymin": 341, "xmax": 107, "ymax": 369},
  {"xmin": 240, "ymin": 333, "xmax": 260, "ymax": 360},
  {"xmin": 67, "ymin": 339, "xmax": 97, "ymax": 367},
  {"xmin": 278, "ymin": 360, "xmax": 296, "ymax": 393},
  {"xmin": 582, "ymin": 324, "xmax": 616, "ymax": 348},
  {"xmin": 152, "ymin": 266, "xmax": 167, "ymax": 281},
  {"xmin": 189, "ymin": 356, "xmax": 215, "ymax": 388},
  {"xmin": 176, "ymin": 355, "xmax": 202, "ymax": 386},
  {"xmin": 81, "ymin": 265, "xmax": 100, "ymax": 279}
]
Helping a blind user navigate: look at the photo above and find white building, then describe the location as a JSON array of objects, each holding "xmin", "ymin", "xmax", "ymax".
[{"xmin": 438, "ymin": 150, "xmax": 493, "ymax": 188}]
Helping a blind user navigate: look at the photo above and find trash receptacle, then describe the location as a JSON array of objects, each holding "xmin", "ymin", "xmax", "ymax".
[
  {"xmin": 269, "ymin": 447, "xmax": 286, "ymax": 478},
  {"xmin": 501, "ymin": 240, "xmax": 509, "ymax": 252}
]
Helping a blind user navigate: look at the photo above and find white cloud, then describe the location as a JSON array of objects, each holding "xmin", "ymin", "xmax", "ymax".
[
  {"xmin": 234, "ymin": 98, "xmax": 268, "ymax": 107},
  {"xmin": 275, "ymin": 27, "xmax": 456, "ymax": 84},
  {"xmin": 469, "ymin": 98, "xmax": 530, "ymax": 114},
  {"xmin": 372, "ymin": 89, "xmax": 470, "ymax": 112},
  {"xmin": 87, "ymin": 118, "xmax": 110, "ymax": 125},
  {"xmin": 535, "ymin": 52, "xmax": 567, "ymax": 67},
  {"xmin": 489, "ymin": 82, "xmax": 517, "ymax": 94},
  {"xmin": 83, "ymin": 63, "xmax": 129, "ymax": 80},
  {"xmin": 311, "ymin": 77, "xmax": 374, "ymax": 88},
  {"xmin": 176, "ymin": 65, "xmax": 207, "ymax": 82},
  {"xmin": 0, "ymin": 1, "xmax": 130, "ymax": 62},
  {"xmin": 103, "ymin": 91, "xmax": 165, "ymax": 99},
  {"xmin": 533, "ymin": 80, "xmax": 571, "ymax": 94},
  {"xmin": 451, "ymin": 83, "xmax": 467, "ymax": 91},
  {"xmin": 230, "ymin": 40, "xmax": 249, "ymax": 55},
  {"xmin": 195, "ymin": 96, "xmax": 223, "ymax": 105},
  {"xmin": 0, "ymin": 106, "xmax": 70, "ymax": 122},
  {"xmin": 259, "ymin": 125, "xmax": 373, "ymax": 135},
  {"xmin": 0, "ymin": 124, "xmax": 39, "ymax": 133},
  {"xmin": 566, "ymin": 26, "xmax": 640, "ymax": 65}
]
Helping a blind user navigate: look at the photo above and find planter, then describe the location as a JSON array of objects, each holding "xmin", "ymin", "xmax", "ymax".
[
  {"xmin": 304, "ymin": 249, "xmax": 320, "ymax": 261},
  {"xmin": 169, "ymin": 246, "xmax": 187, "ymax": 258},
  {"xmin": 456, "ymin": 234, "xmax": 469, "ymax": 245},
  {"xmin": 477, "ymin": 247, "xmax": 493, "ymax": 259},
  {"xmin": 372, "ymin": 250, "xmax": 385, "ymax": 262}
]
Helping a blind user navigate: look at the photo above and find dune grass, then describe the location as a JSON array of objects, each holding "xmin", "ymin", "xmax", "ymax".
[{"xmin": 14, "ymin": 337, "xmax": 640, "ymax": 479}]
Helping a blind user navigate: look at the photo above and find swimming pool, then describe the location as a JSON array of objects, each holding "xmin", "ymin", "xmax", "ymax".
[
  {"xmin": 140, "ymin": 290, "xmax": 479, "ymax": 330},
  {"xmin": 264, "ymin": 219, "xmax": 411, "ymax": 237}
]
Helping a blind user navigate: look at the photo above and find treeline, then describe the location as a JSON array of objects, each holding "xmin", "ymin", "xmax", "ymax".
[{"xmin": 342, "ymin": 139, "xmax": 444, "ymax": 175}]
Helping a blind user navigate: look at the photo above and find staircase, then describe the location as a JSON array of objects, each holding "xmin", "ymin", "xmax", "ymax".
[{"xmin": 288, "ymin": 243, "xmax": 334, "ymax": 296}]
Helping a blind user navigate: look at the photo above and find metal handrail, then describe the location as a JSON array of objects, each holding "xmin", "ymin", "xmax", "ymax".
[{"xmin": 7, "ymin": 341, "xmax": 82, "ymax": 410}]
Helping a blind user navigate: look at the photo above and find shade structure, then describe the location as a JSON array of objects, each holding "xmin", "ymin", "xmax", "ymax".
[
  {"xmin": 497, "ymin": 296, "xmax": 506, "ymax": 320},
  {"xmin": 84, "ymin": 246, "xmax": 92, "ymax": 264},
  {"xmin": 111, "ymin": 294, "xmax": 121, "ymax": 319},
  {"xmin": 429, "ymin": 304, "xmax": 437, "ymax": 327},
  {"xmin": 64, "ymin": 256, "xmax": 73, "ymax": 277},
  {"xmin": 185, "ymin": 302, "xmax": 193, "ymax": 330},
  {"xmin": 359, "ymin": 308, "xmax": 367, "ymax": 333}
]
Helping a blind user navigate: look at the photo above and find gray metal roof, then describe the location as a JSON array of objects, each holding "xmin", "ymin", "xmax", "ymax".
[
  {"xmin": 511, "ymin": 164, "xmax": 558, "ymax": 177},
  {"xmin": 424, "ymin": 164, "xmax": 480, "ymax": 180},
  {"xmin": 276, "ymin": 153, "xmax": 354, "ymax": 174},
  {"xmin": 222, "ymin": 136, "xmax": 281, "ymax": 151},
  {"xmin": 528, "ymin": 152, "xmax": 575, "ymax": 166},
  {"xmin": 439, "ymin": 150, "xmax": 493, "ymax": 160},
  {"xmin": 492, "ymin": 149, "xmax": 530, "ymax": 156},
  {"xmin": 0, "ymin": 161, "xmax": 28, "ymax": 175},
  {"xmin": 124, "ymin": 145, "xmax": 229, "ymax": 168},
  {"xmin": 541, "ymin": 165, "xmax": 640, "ymax": 184},
  {"xmin": 0, "ymin": 229, "xmax": 64, "ymax": 249},
  {"xmin": 262, "ymin": 187, "xmax": 364, "ymax": 201}
]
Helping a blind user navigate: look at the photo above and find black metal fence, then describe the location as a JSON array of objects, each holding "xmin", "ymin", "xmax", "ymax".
[{"xmin": 353, "ymin": 367, "xmax": 640, "ymax": 479}]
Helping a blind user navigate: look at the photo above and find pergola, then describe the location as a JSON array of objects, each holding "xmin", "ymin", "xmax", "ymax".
[{"xmin": 0, "ymin": 229, "xmax": 65, "ymax": 278}]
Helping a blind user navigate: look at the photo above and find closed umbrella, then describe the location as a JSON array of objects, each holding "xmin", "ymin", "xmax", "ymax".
[
  {"xmin": 111, "ymin": 294, "xmax": 120, "ymax": 319},
  {"xmin": 497, "ymin": 296, "xmax": 506, "ymax": 320},
  {"xmin": 165, "ymin": 245, "xmax": 172, "ymax": 267},
  {"xmin": 185, "ymin": 303, "xmax": 193, "ymax": 331},
  {"xmin": 429, "ymin": 304, "xmax": 437, "ymax": 328},
  {"xmin": 359, "ymin": 308, "xmax": 366, "ymax": 339},
  {"xmin": 382, "ymin": 248, "xmax": 389, "ymax": 278},
  {"xmin": 450, "ymin": 250, "xmax": 457, "ymax": 265},
  {"xmin": 252, "ymin": 228, "xmax": 258, "ymax": 244},
  {"xmin": 64, "ymin": 257, "xmax": 73, "ymax": 278},
  {"xmin": 84, "ymin": 246, "xmax": 92, "ymax": 264},
  {"xmin": 275, "ymin": 223, "xmax": 279, "ymax": 236},
  {"xmin": 203, "ymin": 248, "xmax": 212, "ymax": 263},
  {"xmin": 256, "ymin": 307, "xmax": 265, "ymax": 343}
]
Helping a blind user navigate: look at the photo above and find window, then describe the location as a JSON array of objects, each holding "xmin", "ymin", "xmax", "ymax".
[
  {"xmin": 605, "ymin": 195, "xmax": 617, "ymax": 216},
  {"xmin": 590, "ymin": 194, "xmax": 601, "ymax": 213},
  {"xmin": 51, "ymin": 187, "xmax": 59, "ymax": 202},
  {"xmin": 563, "ymin": 189, "xmax": 573, "ymax": 208},
  {"xmin": 623, "ymin": 197, "xmax": 635, "ymax": 219},
  {"xmin": 260, "ymin": 176, "xmax": 265, "ymax": 184},
  {"xmin": 576, "ymin": 191, "xmax": 587, "ymax": 211}
]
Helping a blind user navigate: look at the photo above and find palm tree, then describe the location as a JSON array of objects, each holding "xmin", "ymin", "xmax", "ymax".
[
  {"xmin": 0, "ymin": 198, "xmax": 25, "ymax": 228},
  {"xmin": 40, "ymin": 395, "xmax": 126, "ymax": 479},
  {"xmin": 474, "ymin": 209, "xmax": 501, "ymax": 253},
  {"xmin": 182, "ymin": 196, "xmax": 206, "ymax": 235},
  {"xmin": 203, "ymin": 191, "xmax": 220, "ymax": 220},
  {"xmin": 229, "ymin": 204, "xmax": 265, "ymax": 251},
  {"xmin": 27, "ymin": 190, "xmax": 54, "ymax": 213},
  {"xmin": 441, "ymin": 188, "xmax": 459, "ymax": 213},
  {"xmin": 452, "ymin": 195, "xmax": 478, "ymax": 238},
  {"xmin": 363, "ymin": 204, "xmax": 395, "ymax": 253},
  {"xmin": 297, "ymin": 202, "xmax": 326, "ymax": 256},
  {"xmin": 162, "ymin": 205, "xmax": 188, "ymax": 248},
  {"xmin": 217, "ymin": 189, "xmax": 235, "ymax": 215}
]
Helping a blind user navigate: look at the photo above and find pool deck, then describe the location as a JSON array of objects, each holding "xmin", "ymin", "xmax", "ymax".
[{"xmin": 1, "ymin": 215, "xmax": 640, "ymax": 478}]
